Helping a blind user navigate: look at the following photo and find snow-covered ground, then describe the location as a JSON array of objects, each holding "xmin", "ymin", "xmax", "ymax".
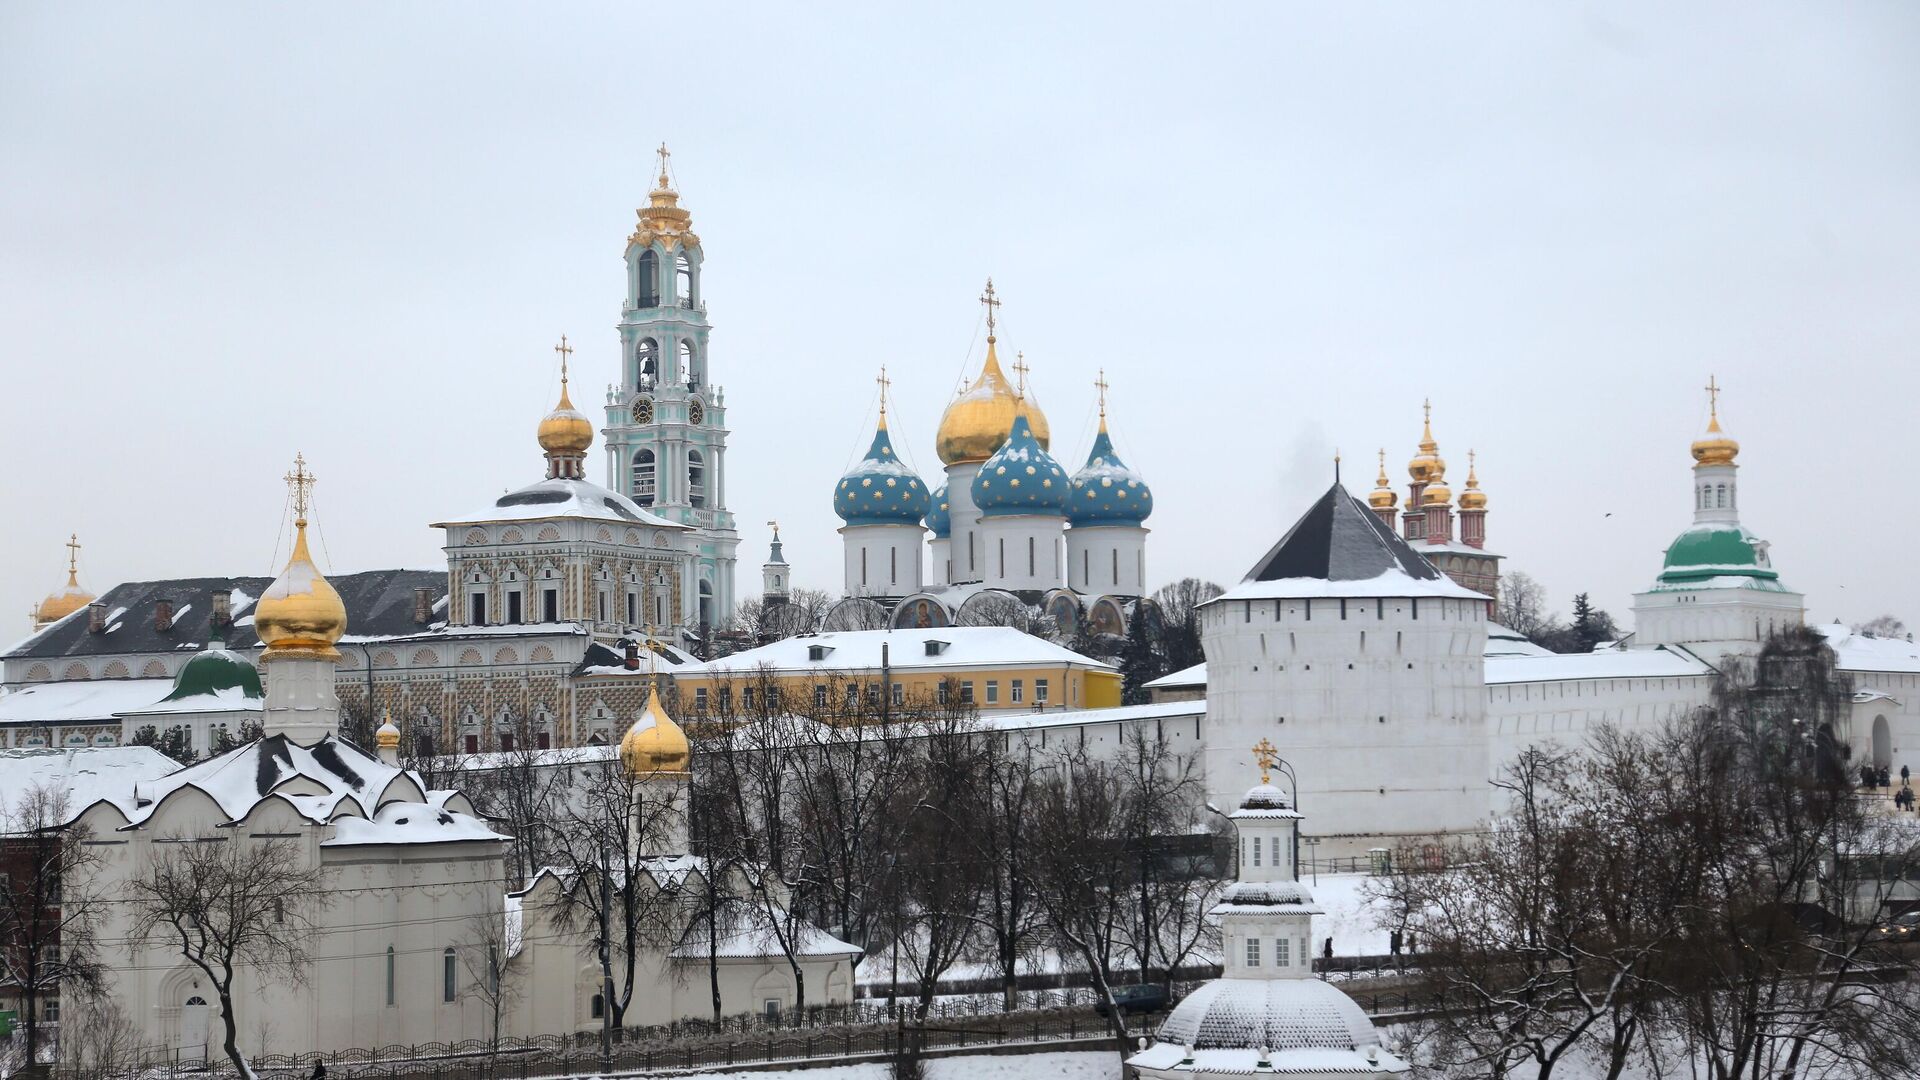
[
  {"xmin": 674, "ymin": 1049, "xmax": 1114, "ymax": 1079},
  {"xmin": 1309, "ymin": 872, "xmax": 1395, "ymax": 957}
]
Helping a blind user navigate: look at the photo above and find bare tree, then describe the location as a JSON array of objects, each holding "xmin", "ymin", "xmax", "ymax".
[
  {"xmin": 1115, "ymin": 725, "xmax": 1223, "ymax": 995},
  {"xmin": 1495, "ymin": 570, "xmax": 1553, "ymax": 640},
  {"xmin": 57, "ymin": 991, "xmax": 145, "ymax": 1080},
  {"xmin": 1150, "ymin": 578, "xmax": 1224, "ymax": 671},
  {"xmin": 1853, "ymin": 613, "xmax": 1908, "ymax": 639},
  {"xmin": 128, "ymin": 836, "xmax": 325, "ymax": 1079},
  {"xmin": 891, "ymin": 713, "xmax": 987, "ymax": 1017},
  {"xmin": 967, "ymin": 734, "xmax": 1047, "ymax": 1011},
  {"xmin": 0, "ymin": 784, "xmax": 105, "ymax": 1070},
  {"xmin": 730, "ymin": 588, "xmax": 833, "ymax": 642},
  {"xmin": 458, "ymin": 909, "xmax": 523, "ymax": 1057}
]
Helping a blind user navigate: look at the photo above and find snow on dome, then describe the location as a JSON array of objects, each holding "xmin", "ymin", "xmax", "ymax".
[
  {"xmin": 1156, "ymin": 978, "xmax": 1387, "ymax": 1055},
  {"xmin": 972, "ymin": 406, "xmax": 1069, "ymax": 518},
  {"xmin": 433, "ymin": 477, "xmax": 688, "ymax": 530},
  {"xmin": 925, "ymin": 482, "xmax": 951, "ymax": 538},
  {"xmin": 833, "ymin": 419, "xmax": 930, "ymax": 526},
  {"xmin": 1068, "ymin": 422, "xmax": 1152, "ymax": 526}
]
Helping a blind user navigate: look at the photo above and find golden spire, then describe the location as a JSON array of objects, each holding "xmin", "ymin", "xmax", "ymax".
[
  {"xmin": 31, "ymin": 532, "xmax": 94, "ymax": 628},
  {"xmin": 1408, "ymin": 397, "xmax": 1447, "ymax": 483},
  {"xmin": 1252, "ymin": 738, "xmax": 1279, "ymax": 786},
  {"xmin": 64, "ymin": 533, "xmax": 81, "ymax": 583},
  {"xmin": 654, "ymin": 143, "xmax": 673, "ymax": 192},
  {"xmin": 1094, "ymin": 369, "xmax": 1109, "ymax": 431},
  {"xmin": 1459, "ymin": 449, "xmax": 1487, "ymax": 510},
  {"xmin": 875, "ymin": 365, "xmax": 891, "ymax": 428},
  {"xmin": 631, "ymin": 143, "xmax": 694, "ymax": 245},
  {"xmin": 1370, "ymin": 448, "xmax": 1398, "ymax": 509},
  {"xmin": 1012, "ymin": 352, "xmax": 1029, "ymax": 401},
  {"xmin": 538, "ymin": 335, "xmax": 594, "ymax": 460},
  {"xmin": 980, "ymin": 277, "xmax": 1001, "ymax": 342},
  {"xmin": 255, "ymin": 453, "xmax": 347, "ymax": 660},
  {"xmin": 937, "ymin": 280, "xmax": 1050, "ymax": 463},
  {"xmin": 1691, "ymin": 374, "xmax": 1740, "ymax": 466}
]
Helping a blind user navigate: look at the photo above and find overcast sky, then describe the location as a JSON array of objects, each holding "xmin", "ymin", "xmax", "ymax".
[{"xmin": 4, "ymin": 3, "xmax": 1916, "ymax": 641}]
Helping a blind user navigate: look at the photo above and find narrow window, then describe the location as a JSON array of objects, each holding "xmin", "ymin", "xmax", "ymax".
[
  {"xmin": 636, "ymin": 251, "xmax": 659, "ymax": 308},
  {"xmin": 861, "ymin": 548, "xmax": 868, "ymax": 586},
  {"xmin": 1252, "ymin": 836, "xmax": 1262, "ymax": 867},
  {"xmin": 890, "ymin": 547, "xmax": 898, "ymax": 585},
  {"xmin": 591, "ymin": 993, "xmax": 605, "ymax": 1019},
  {"xmin": 1012, "ymin": 679, "xmax": 1024, "ymax": 703},
  {"xmin": 998, "ymin": 538, "xmax": 1005, "ymax": 578},
  {"xmin": 386, "ymin": 946, "xmax": 396, "ymax": 1006},
  {"xmin": 814, "ymin": 684, "xmax": 828, "ymax": 708},
  {"xmin": 891, "ymin": 683, "xmax": 904, "ymax": 706},
  {"xmin": 631, "ymin": 449, "xmax": 657, "ymax": 506},
  {"xmin": 507, "ymin": 592, "xmax": 523, "ymax": 624},
  {"xmin": 694, "ymin": 687, "xmax": 708, "ymax": 710},
  {"xmin": 464, "ymin": 734, "xmax": 479, "ymax": 754},
  {"xmin": 986, "ymin": 680, "xmax": 999, "ymax": 705},
  {"xmin": 443, "ymin": 947, "xmax": 457, "ymax": 1003},
  {"xmin": 960, "ymin": 682, "xmax": 975, "ymax": 704},
  {"xmin": 1028, "ymin": 536, "xmax": 1035, "ymax": 576},
  {"xmin": 543, "ymin": 589, "xmax": 558, "ymax": 623},
  {"xmin": 1276, "ymin": 937, "xmax": 1292, "ymax": 967},
  {"xmin": 689, "ymin": 450, "xmax": 706, "ymax": 508},
  {"xmin": 499, "ymin": 731, "xmax": 514, "ymax": 753},
  {"xmin": 470, "ymin": 593, "xmax": 487, "ymax": 625},
  {"xmin": 1246, "ymin": 938, "xmax": 1261, "ymax": 968},
  {"xmin": 1112, "ymin": 548, "xmax": 1119, "ymax": 586},
  {"xmin": 1083, "ymin": 549, "xmax": 1090, "ymax": 588},
  {"xmin": 1035, "ymin": 679, "xmax": 1049, "ymax": 704},
  {"xmin": 937, "ymin": 681, "xmax": 950, "ymax": 705}
]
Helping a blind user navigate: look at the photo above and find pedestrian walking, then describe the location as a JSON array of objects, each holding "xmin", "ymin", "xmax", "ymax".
[
  {"xmin": 310, "ymin": 1060, "xmax": 327, "ymax": 1080},
  {"xmin": 1390, "ymin": 929, "xmax": 1402, "ymax": 957}
]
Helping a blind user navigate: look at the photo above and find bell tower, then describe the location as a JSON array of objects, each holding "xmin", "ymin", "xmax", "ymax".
[{"xmin": 602, "ymin": 145, "xmax": 739, "ymax": 636}]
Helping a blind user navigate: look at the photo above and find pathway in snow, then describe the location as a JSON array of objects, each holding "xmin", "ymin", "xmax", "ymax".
[{"xmin": 668, "ymin": 1048, "xmax": 1114, "ymax": 1079}]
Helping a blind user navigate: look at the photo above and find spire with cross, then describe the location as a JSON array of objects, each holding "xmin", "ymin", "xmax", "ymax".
[
  {"xmin": 1252, "ymin": 738, "xmax": 1280, "ymax": 785},
  {"xmin": 1705, "ymin": 374, "xmax": 1721, "ymax": 421},
  {"xmin": 979, "ymin": 277, "xmax": 1000, "ymax": 341},
  {"xmin": 65, "ymin": 533, "xmax": 81, "ymax": 578},
  {"xmin": 654, "ymin": 143, "xmax": 673, "ymax": 191},
  {"xmin": 1094, "ymin": 369, "xmax": 1109, "ymax": 421},
  {"xmin": 876, "ymin": 365, "xmax": 891, "ymax": 423},
  {"xmin": 1011, "ymin": 352, "xmax": 1029, "ymax": 400},
  {"xmin": 554, "ymin": 334, "xmax": 574, "ymax": 386},
  {"xmin": 284, "ymin": 453, "xmax": 315, "ymax": 527}
]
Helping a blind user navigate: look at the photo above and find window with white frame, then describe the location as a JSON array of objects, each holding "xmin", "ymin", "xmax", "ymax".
[{"xmin": 1246, "ymin": 937, "xmax": 1261, "ymax": 967}]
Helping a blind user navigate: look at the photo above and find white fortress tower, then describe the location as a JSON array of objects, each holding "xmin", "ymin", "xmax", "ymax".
[
  {"xmin": 1129, "ymin": 750, "xmax": 1408, "ymax": 1077},
  {"xmin": 1202, "ymin": 482, "xmax": 1490, "ymax": 848},
  {"xmin": 1632, "ymin": 378, "xmax": 1804, "ymax": 659}
]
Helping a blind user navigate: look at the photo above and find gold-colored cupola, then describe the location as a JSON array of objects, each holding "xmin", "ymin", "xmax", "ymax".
[
  {"xmin": 935, "ymin": 278, "xmax": 1051, "ymax": 465},
  {"xmin": 254, "ymin": 454, "xmax": 348, "ymax": 661},
  {"xmin": 1690, "ymin": 375, "xmax": 1740, "ymax": 467}
]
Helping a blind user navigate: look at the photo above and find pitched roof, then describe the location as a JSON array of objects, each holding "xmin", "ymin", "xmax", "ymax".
[
  {"xmin": 0, "ymin": 746, "xmax": 178, "ymax": 831},
  {"xmin": 1216, "ymin": 483, "xmax": 1485, "ymax": 602},
  {"xmin": 6, "ymin": 570, "xmax": 445, "ymax": 661},
  {"xmin": 688, "ymin": 625, "xmax": 1114, "ymax": 675}
]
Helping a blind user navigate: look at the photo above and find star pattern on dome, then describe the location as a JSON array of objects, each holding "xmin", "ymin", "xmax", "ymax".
[
  {"xmin": 834, "ymin": 418, "xmax": 931, "ymax": 527},
  {"xmin": 972, "ymin": 406, "xmax": 1070, "ymax": 517},
  {"xmin": 1068, "ymin": 421, "xmax": 1153, "ymax": 527}
]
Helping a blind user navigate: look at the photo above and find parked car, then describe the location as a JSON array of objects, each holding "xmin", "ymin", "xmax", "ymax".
[
  {"xmin": 1872, "ymin": 910, "xmax": 1920, "ymax": 941},
  {"xmin": 1095, "ymin": 983, "xmax": 1170, "ymax": 1017}
]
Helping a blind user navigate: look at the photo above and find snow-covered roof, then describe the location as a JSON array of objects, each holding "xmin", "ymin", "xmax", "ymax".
[
  {"xmin": 321, "ymin": 800, "xmax": 507, "ymax": 847},
  {"xmin": 432, "ymin": 477, "xmax": 688, "ymax": 530},
  {"xmin": 1410, "ymin": 539, "xmax": 1502, "ymax": 560},
  {"xmin": 1128, "ymin": 1039, "xmax": 1407, "ymax": 1075},
  {"xmin": 1484, "ymin": 623, "xmax": 1555, "ymax": 658},
  {"xmin": 119, "ymin": 685, "xmax": 262, "ymax": 716},
  {"xmin": 1213, "ymin": 880, "xmax": 1323, "ymax": 917},
  {"xmin": 1144, "ymin": 979, "xmax": 1402, "ymax": 1068},
  {"xmin": 0, "ymin": 746, "xmax": 178, "ymax": 831},
  {"xmin": 1484, "ymin": 645, "xmax": 1714, "ymax": 685},
  {"xmin": 437, "ymin": 744, "xmax": 619, "ymax": 772},
  {"xmin": 669, "ymin": 907, "xmax": 862, "ymax": 960},
  {"xmin": 688, "ymin": 626, "xmax": 1114, "ymax": 676},
  {"xmin": 1817, "ymin": 623, "xmax": 1920, "ymax": 675},
  {"xmin": 1218, "ymin": 482, "xmax": 1484, "ymax": 604},
  {"xmin": 1217, "ymin": 569, "xmax": 1485, "ymax": 603},
  {"xmin": 0, "ymin": 678, "xmax": 173, "ymax": 726},
  {"xmin": 973, "ymin": 698, "xmax": 1203, "ymax": 733},
  {"xmin": 1146, "ymin": 662, "xmax": 1207, "ymax": 689}
]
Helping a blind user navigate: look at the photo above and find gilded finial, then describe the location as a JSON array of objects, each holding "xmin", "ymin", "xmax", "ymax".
[
  {"xmin": 1094, "ymin": 369, "xmax": 1109, "ymax": 425},
  {"xmin": 284, "ymin": 453, "xmax": 315, "ymax": 526},
  {"xmin": 555, "ymin": 334, "xmax": 574, "ymax": 385},
  {"xmin": 1334, "ymin": 448, "xmax": 1342, "ymax": 483},
  {"xmin": 1252, "ymin": 738, "xmax": 1279, "ymax": 786},
  {"xmin": 654, "ymin": 143, "xmax": 673, "ymax": 190},
  {"xmin": 65, "ymin": 533, "xmax": 81, "ymax": 581},
  {"xmin": 875, "ymin": 366, "xmax": 891, "ymax": 425},
  {"xmin": 767, "ymin": 519, "xmax": 780, "ymax": 541},
  {"xmin": 1011, "ymin": 352, "xmax": 1029, "ymax": 400},
  {"xmin": 979, "ymin": 277, "xmax": 1001, "ymax": 342},
  {"xmin": 1705, "ymin": 374, "xmax": 1722, "ymax": 430},
  {"xmin": 1377, "ymin": 449, "xmax": 1388, "ymax": 481}
]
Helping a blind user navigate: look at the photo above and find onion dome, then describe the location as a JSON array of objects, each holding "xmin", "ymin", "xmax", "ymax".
[
  {"xmin": 936, "ymin": 283, "xmax": 1051, "ymax": 464},
  {"xmin": 1367, "ymin": 450, "xmax": 1398, "ymax": 511},
  {"xmin": 834, "ymin": 411, "xmax": 930, "ymax": 526},
  {"xmin": 1692, "ymin": 379, "xmax": 1739, "ymax": 467},
  {"xmin": 1406, "ymin": 398, "xmax": 1447, "ymax": 483},
  {"xmin": 972, "ymin": 405, "xmax": 1069, "ymax": 517},
  {"xmin": 620, "ymin": 682, "xmax": 690, "ymax": 775},
  {"xmin": 925, "ymin": 482, "xmax": 951, "ymax": 538},
  {"xmin": 375, "ymin": 712, "xmax": 401, "ymax": 752},
  {"xmin": 255, "ymin": 455, "xmax": 348, "ymax": 661},
  {"xmin": 161, "ymin": 638, "xmax": 263, "ymax": 704},
  {"xmin": 537, "ymin": 350, "xmax": 594, "ymax": 456},
  {"xmin": 1458, "ymin": 450, "xmax": 1487, "ymax": 510},
  {"xmin": 31, "ymin": 534, "xmax": 93, "ymax": 628},
  {"xmin": 1068, "ymin": 416, "xmax": 1152, "ymax": 526}
]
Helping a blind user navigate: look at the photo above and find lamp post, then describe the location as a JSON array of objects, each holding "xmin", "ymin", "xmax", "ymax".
[{"xmin": 1303, "ymin": 835, "xmax": 1322, "ymax": 886}]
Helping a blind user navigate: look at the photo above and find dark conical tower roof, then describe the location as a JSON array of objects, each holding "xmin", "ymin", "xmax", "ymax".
[{"xmin": 1245, "ymin": 483, "xmax": 1443, "ymax": 584}]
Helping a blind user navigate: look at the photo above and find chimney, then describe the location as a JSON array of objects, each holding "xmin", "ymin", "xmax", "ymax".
[
  {"xmin": 154, "ymin": 598, "xmax": 174, "ymax": 633},
  {"xmin": 88, "ymin": 602, "xmax": 107, "ymax": 634},
  {"xmin": 624, "ymin": 641, "xmax": 641, "ymax": 671},
  {"xmin": 413, "ymin": 587, "xmax": 434, "ymax": 625},
  {"xmin": 211, "ymin": 589, "xmax": 232, "ymax": 626}
]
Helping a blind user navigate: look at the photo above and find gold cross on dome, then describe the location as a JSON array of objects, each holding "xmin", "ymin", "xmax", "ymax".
[
  {"xmin": 875, "ymin": 366, "xmax": 891, "ymax": 417},
  {"xmin": 1705, "ymin": 374, "xmax": 1720, "ymax": 418},
  {"xmin": 65, "ymin": 533, "xmax": 81, "ymax": 574},
  {"xmin": 1094, "ymin": 369, "xmax": 1109, "ymax": 418},
  {"xmin": 1252, "ymin": 738, "xmax": 1279, "ymax": 785},
  {"xmin": 284, "ymin": 453, "xmax": 315, "ymax": 524},
  {"xmin": 1011, "ymin": 352, "xmax": 1029, "ymax": 397},
  {"xmin": 655, "ymin": 143, "xmax": 672, "ymax": 188},
  {"xmin": 979, "ymin": 277, "xmax": 1001, "ymax": 339},
  {"xmin": 554, "ymin": 334, "xmax": 574, "ymax": 384}
]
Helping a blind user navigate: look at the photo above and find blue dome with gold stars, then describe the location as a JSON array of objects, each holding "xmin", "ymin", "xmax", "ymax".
[
  {"xmin": 1068, "ymin": 421, "xmax": 1153, "ymax": 526},
  {"xmin": 834, "ymin": 419, "xmax": 930, "ymax": 526},
  {"xmin": 926, "ymin": 482, "xmax": 951, "ymax": 538},
  {"xmin": 971, "ymin": 406, "xmax": 1070, "ymax": 518}
]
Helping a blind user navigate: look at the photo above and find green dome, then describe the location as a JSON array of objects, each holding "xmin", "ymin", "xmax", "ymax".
[
  {"xmin": 1655, "ymin": 524, "xmax": 1780, "ymax": 587},
  {"xmin": 162, "ymin": 646, "xmax": 264, "ymax": 703}
]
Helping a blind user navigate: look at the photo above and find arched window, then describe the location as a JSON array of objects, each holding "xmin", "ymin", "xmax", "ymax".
[
  {"xmin": 636, "ymin": 249, "xmax": 658, "ymax": 308},
  {"xmin": 677, "ymin": 340, "xmax": 694, "ymax": 386},
  {"xmin": 699, "ymin": 580, "xmax": 715, "ymax": 629},
  {"xmin": 676, "ymin": 252, "xmax": 694, "ymax": 306},
  {"xmin": 385, "ymin": 946, "xmax": 396, "ymax": 1006},
  {"xmin": 635, "ymin": 338, "xmax": 659, "ymax": 389},
  {"xmin": 442, "ymin": 947, "xmax": 457, "ymax": 1002},
  {"xmin": 632, "ymin": 449, "xmax": 657, "ymax": 506},
  {"xmin": 688, "ymin": 450, "xmax": 706, "ymax": 508},
  {"xmin": 1716, "ymin": 483, "xmax": 1727, "ymax": 508}
]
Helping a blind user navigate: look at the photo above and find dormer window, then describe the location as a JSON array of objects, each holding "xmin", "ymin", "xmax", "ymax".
[
  {"xmin": 924, "ymin": 639, "xmax": 949, "ymax": 657},
  {"xmin": 807, "ymin": 644, "xmax": 833, "ymax": 662}
]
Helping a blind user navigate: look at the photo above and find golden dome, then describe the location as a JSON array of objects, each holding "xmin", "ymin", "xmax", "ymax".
[
  {"xmin": 1421, "ymin": 481, "xmax": 1453, "ymax": 507},
  {"xmin": 538, "ymin": 380, "xmax": 594, "ymax": 456},
  {"xmin": 1368, "ymin": 450, "xmax": 1398, "ymax": 510},
  {"xmin": 32, "ymin": 534, "xmax": 93, "ymax": 627},
  {"xmin": 1691, "ymin": 376, "xmax": 1739, "ymax": 467},
  {"xmin": 1458, "ymin": 450, "xmax": 1487, "ymax": 510},
  {"xmin": 255, "ymin": 456, "xmax": 346, "ymax": 661},
  {"xmin": 936, "ymin": 339, "xmax": 1051, "ymax": 465},
  {"xmin": 1407, "ymin": 399, "xmax": 1446, "ymax": 483},
  {"xmin": 620, "ymin": 682, "xmax": 690, "ymax": 776},
  {"xmin": 375, "ymin": 712, "xmax": 401, "ymax": 750}
]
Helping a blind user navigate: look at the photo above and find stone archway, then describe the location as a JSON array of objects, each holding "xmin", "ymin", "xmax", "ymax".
[{"xmin": 1873, "ymin": 714, "xmax": 1892, "ymax": 771}]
